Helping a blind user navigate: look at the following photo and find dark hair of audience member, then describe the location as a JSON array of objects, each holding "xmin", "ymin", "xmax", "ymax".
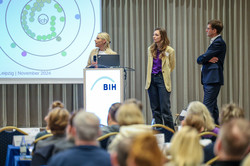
[{"xmin": 109, "ymin": 102, "xmax": 122, "ymax": 122}]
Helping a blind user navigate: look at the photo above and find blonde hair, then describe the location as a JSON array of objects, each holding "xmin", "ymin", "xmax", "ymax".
[
  {"xmin": 49, "ymin": 100, "xmax": 64, "ymax": 110},
  {"xmin": 169, "ymin": 126, "xmax": 203, "ymax": 166},
  {"xmin": 242, "ymin": 153, "xmax": 250, "ymax": 166},
  {"xmin": 183, "ymin": 113, "xmax": 204, "ymax": 132},
  {"xmin": 187, "ymin": 101, "xmax": 215, "ymax": 131},
  {"xmin": 48, "ymin": 107, "xmax": 70, "ymax": 135},
  {"xmin": 97, "ymin": 32, "xmax": 115, "ymax": 53},
  {"xmin": 127, "ymin": 133, "xmax": 164, "ymax": 166},
  {"xmin": 219, "ymin": 103, "xmax": 245, "ymax": 125},
  {"xmin": 116, "ymin": 103, "xmax": 145, "ymax": 126}
]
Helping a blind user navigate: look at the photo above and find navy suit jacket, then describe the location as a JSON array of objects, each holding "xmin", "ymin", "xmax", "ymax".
[{"xmin": 197, "ymin": 36, "xmax": 226, "ymax": 85}]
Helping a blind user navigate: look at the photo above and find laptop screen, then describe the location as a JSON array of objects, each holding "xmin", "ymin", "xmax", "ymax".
[{"xmin": 97, "ymin": 54, "xmax": 120, "ymax": 67}]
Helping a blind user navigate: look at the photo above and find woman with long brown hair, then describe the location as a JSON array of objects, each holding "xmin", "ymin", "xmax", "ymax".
[{"xmin": 145, "ymin": 27, "xmax": 175, "ymax": 130}]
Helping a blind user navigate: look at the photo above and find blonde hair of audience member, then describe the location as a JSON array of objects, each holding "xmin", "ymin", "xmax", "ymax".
[
  {"xmin": 45, "ymin": 100, "xmax": 65, "ymax": 123},
  {"xmin": 187, "ymin": 101, "xmax": 215, "ymax": 131},
  {"xmin": 123, "ymin": 98, "xmax": 143, "ymax": 111},
  {"xmin": 73, "ymin": 111, "xmax": 101, "ymax": 142},
  {"xmin": 47, "ymin": 107, "xmax": 70, "ymax": 135},
  {"xmin": 127, "ymin": 133, "xmax": 165, "ymax": 166},
  {"xmin": 182, "ymin": 113, "xmax": 205, "ymax": 132},
  {"xmin": 167, "ymin": 126, "xmax": 203, "ymax": 166},
  {"xmin": 242, "ymin": 153, "xmax": 250, "ymax": 166},
  {"xmin": 116, "ymin": 103, "xmax": 145, "ymax": 126},
  {"xmin": 219, "ymin": 103, "xmax": 245, "ymax": 125},
  {"xmin": 214, "ymin": 119, "xmax": 250, "ymax": 160}
]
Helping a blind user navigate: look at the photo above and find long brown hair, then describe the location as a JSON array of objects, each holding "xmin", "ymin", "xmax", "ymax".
[{"xmin": 150, "ymin": 27, "xmax": 170, "ymax": 59}]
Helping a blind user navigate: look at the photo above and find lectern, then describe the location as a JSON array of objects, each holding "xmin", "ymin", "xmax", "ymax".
[{"xmin": 84, "ymin": 68, "xmax": 124, "ymax": 125}]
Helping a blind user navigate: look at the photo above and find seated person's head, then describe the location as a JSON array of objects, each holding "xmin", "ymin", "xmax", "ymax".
[
  {"xmin": 187, "ymin": 101, "xmax": 215, "ymax": 131},
  {"xmin": 47, "ymin": 107, "xmax": 70, "ymax": 135},
  {"xmin": 127, "ymin": 133, "xmax": 164, "ymax": 166},
  {"xmin": 66, "ymin": 112, "xmax": 78, "ymax": 141},
  {"xmin": 169, "ymin": 126, "xmax": 203, "ymax": 166},
  {"xmin": 111, "ymin": 137, "xmax": 133, "ymax": 166},
  {"xmin": 219, "ymin": 103, "xmax": 245, "ymax": 125},
  {"xmin": 123, "ymin": 98, "xmax": 143, "ymax": 111},
  {"xmin": 108, "ymin": 102, "xmax": 122, "ymax": 125},
  {"xmin": 73, "ymin": 111, "xmax": 101, "ymax": 142},
  {"xmin": 214, "ymin": 119, "xmax": 250, "ymax": 160},
  {"xmin": 45, "ymin": 100, "xmax": 64, "ymax": 123},
  {"xmin": 182, "ymin": 113, "xmax": 205, "ymax": 132},
  {"xmin": 116, "ymin": 103, "xmax": 145, "ymax": 126}
]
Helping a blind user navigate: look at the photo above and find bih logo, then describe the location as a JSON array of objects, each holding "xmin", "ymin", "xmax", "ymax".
[{"xmin": 91, "ymin": 76, "xmax": 117, "ymax": 91}]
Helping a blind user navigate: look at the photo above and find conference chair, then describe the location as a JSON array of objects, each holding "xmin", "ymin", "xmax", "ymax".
[
  {"xmin": 152, "ymin": 124, "xmax": 175, "ymax": 142},
  {"xmin": 33, "ymin": 134, "xmax": 53, "ymax": 144},
  {"xmin": 97, "ymin": 132, "xmax": 118, "ymax": 150},
  {"xmin": 199, "ymin": 131, "xmax": 218, "ymax": 137},
  {"xmin": 206, "ymin": 156, "xmax": 219, "ymax": 165},
  {"xmin": 0, "ymin": 126, "xmax": 28, "ymax": 166},
  {"xmin": 199, "ymin": 131, "xmax": 218, "ymax": 143}
]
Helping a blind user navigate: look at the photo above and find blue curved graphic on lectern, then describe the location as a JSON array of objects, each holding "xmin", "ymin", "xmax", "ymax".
[{"xmin": 91, "ymin": 76, "xmax": 115, "ymax": 90}]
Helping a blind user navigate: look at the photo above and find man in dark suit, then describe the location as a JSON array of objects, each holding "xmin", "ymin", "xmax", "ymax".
[{"xmin": 197, "ymin": 20, "xmax": 226, "ymax": 124}]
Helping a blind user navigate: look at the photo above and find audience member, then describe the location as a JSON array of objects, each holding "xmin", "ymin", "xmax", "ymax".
[
  {"xmin": 182, "ymin": 113, "xmax": 205, "ymax": 132},
  {"xmin": 108, "ymin": 103, "xmax": 152, "ymax": 152},
  {"xmin": 212, "ymin": 119, "xmax": 250, "ymax": 166},
  {"xmin": 32, "ymin": 107, "xmax": 70, "ymax": 166},
  {"xmin": 123, "ymin": 98, "xmax": 143, "ymax": 111},
  {"xmin": 127, "ymin": 133, "xmax": 165, "ymax": 166},
  {"xmin": 187, "ymin": 101, "xmax": 219, "ymax": 135},
  {"xmin": 110, "ymin": 137, "xmax": 133, "ymax": 166},
  {"xmin": 35, "ymin": 107, "xmax": 69, "ymax": 151},
  {"xmin": 52, "ymin": 112, "xmax": 77, "ymax": 154},
  {"xmin": 165, "ymin": 126, "xmax": 204, "ymax": 166},
  {"xmin": 101, "ymin": 102, "xmax": 121, "ymax": 135},
  {"xmin": 35, "ymin": 100, "xmax": 64, "ymax": 139},
  {"xmin": 219, "ymin": 103, "xmax": 245, "ymax": 125},
  {"xmin": 48, "ymin": 111, "xmax": 111, "ymax": 166}
]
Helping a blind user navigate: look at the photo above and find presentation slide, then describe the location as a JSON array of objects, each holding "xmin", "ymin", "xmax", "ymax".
[{"xmin": 0, "ymin": 0, "xmax": 101, "ymax": 84}]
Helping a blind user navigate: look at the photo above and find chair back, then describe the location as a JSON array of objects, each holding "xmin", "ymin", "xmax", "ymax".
[
  {"xmin": 206, "ymin": 156, "xmax": 219, "ymax": 165},
  {"xmin": 199, "ymin": 131, "xmax": 218, "ymax": 137},
  {"xmin": 152, "ymin": 124, "xmax": 175, "ymax": 142},
  {"xmin": 33, "ymin": 134, "xmax": 53, "ymax": 144},
  {"xmin": 97, "ymin": 132, "xmax": 118, "ymax": 150},
  {"xmin": 0, "ymin": 126, "xmax": 28, "ymax": 166}
]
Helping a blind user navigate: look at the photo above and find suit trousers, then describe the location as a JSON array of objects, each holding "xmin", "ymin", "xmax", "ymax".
[
  {"xmin": 148, "ymin": 72, "xmax": 174, "ymax": 130},
  {"xmin": 203, "ymin": 84, "xmax": 221, "ymax": 125}
]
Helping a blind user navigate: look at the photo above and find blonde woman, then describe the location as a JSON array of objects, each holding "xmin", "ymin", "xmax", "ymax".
[
  {"xmin": 108, "ymin": 103, "xmax": 152, "ymax": 152},
  {"xmin": 87, "ymin": 32, "xmax": 117, "ymax": 67},
  {"xmin": 165, "ymin": 126, "xmax": 204, "ymax": 166},
  {"xmin": 145, "ymin": 27, "xmax": 175, "ymax": 130},
  {"xmin": 186, "ymin": 101, "xmax": 219, "ymax": 135}
]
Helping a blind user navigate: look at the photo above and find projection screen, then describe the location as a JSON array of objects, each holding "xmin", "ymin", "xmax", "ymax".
[{"xmin": 0, "ymin": 0, "xmax": 101, "ymax": 84}]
